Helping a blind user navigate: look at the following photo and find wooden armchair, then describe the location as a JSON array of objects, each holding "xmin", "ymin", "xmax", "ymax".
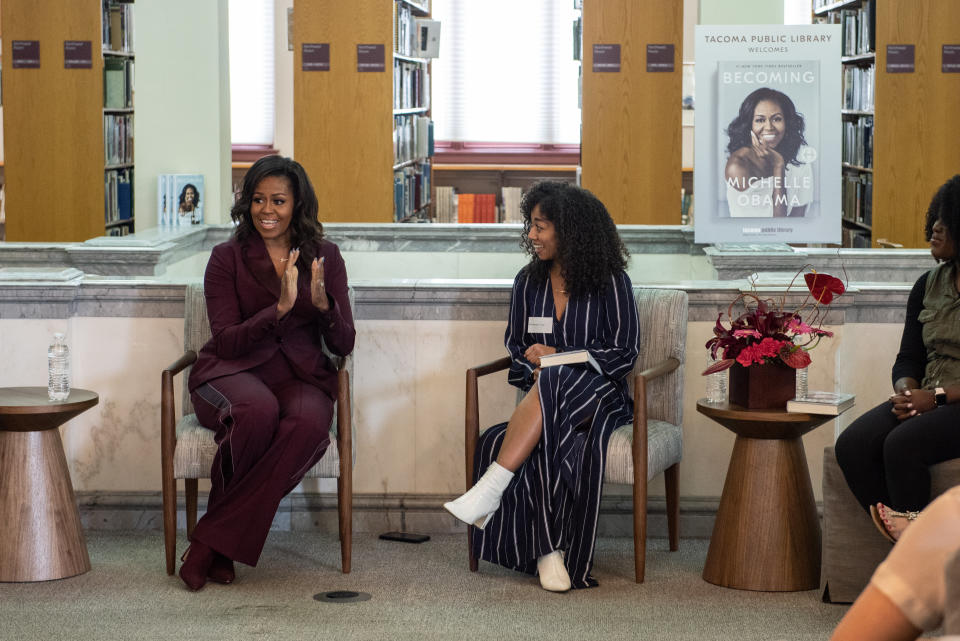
[
  {"xmin": 464, "ymin": 288, "xmax": 687, "ymax": 583},
  {"xmin": 160, "ymin": 283, "xmax": 354, "ymax": 575}
]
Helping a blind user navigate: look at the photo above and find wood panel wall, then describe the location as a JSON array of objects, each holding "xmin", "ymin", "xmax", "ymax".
[
  {"xmin": 2, "ymin": 0, "xmax": 105, "ymax": 241},
  {"xmin": 873, "ymin": 0, "xmax": 960, "ymax": 248},
  {"xmin": 581, "ymin": 0, "xmax": 683, "ymax": 225},
  {"xmin": 293, "ymin": 0, "xmax": 393, "ymax": 223}
]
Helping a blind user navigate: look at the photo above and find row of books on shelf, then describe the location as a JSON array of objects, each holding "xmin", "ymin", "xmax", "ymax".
[
  {"xmin": 394, "ymin": 60, "xmax": 430, "ymax": 111},
  {"xmin": 842, "ymin": 64, "xmax": 874, "ymax": 112},
  {"xmin": 842, "ymin": 172, "xmax": 873, "ymax": 227},
  {"xmin": 394, "ymin": 162, "xmax": 431, "ymax": 222},
  {"xmin": 572, "ymin": 16, "xmax": 583, "ymax": 62},
  {"xmin": 432, "ymin": 187, "xmax": 524, "ymax": 224},
  {"xmin": 842, "ymin": 228, "xmax": 871, "ymax": 248},
  {"xmin": 815, "ymin": 0, "xmax": 875, "ymax": 57},
  {"xmin": 394, "ymin": 115, "xmax": 434, "ymax": 165},
  {"xmin": 393, "ymin": 0, "xmax": 426, "ymax": 57},
  {"xmin": 104, "ymin": 113, "xmax": 134, "ymax": 166},
  {"xmin": 105, "ymin": 168, "xmax": 133, "ymax": 225},
  {"xmin": 102, "ymin": 0, "xmax": 135, "ymax": 53},
  {"xmin": 680, "ymin": 188, "xmax": 694, "ymax": 226},
  {"xmin": 104, "ymin": 57, "xmax": 134, "ymax": 109},
  {"xmin": 842, "ymin": 117, "xmax": 873, "ymax": 168}
]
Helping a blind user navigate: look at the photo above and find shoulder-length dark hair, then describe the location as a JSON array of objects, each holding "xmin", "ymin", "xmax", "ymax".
[
  {"xmin": 519, "ymin": 181, "xmax": 628, "ymax": 298},
  {"xmin": 179, "ymin": 184, "xmax": 200, "ymax": 210},
  {"xmin": 231, "ymin": 155, "xmax": 323, "ymax": 265},
  {"xmin": 924, "ymin": 174, "xmax": 960, "ymax": 261},
  {"xmin": 725, "ymin": 87, "xmax": 807, "ymax": 167}
]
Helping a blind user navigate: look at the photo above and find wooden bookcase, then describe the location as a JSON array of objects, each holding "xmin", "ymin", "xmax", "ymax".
[
  {"xmin": 580, "ymin": 0, "xmax": 683, "ymax": 225},
  {"xmin": 2, "ymin": 0, "xmax": 135, "ymax": 242},
  {"xmin": 815, "ymin": 0, "xmax": 960, "ymax": 248},
  {"xmin": 293, "ymin": 0, "xmax": 432, "ymax": 223}
]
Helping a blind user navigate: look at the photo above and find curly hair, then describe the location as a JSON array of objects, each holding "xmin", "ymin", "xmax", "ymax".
[
  {"xmin": 924, "ymin": 174, "xmax": 960, "ymax": 261},
  {"xmin": 231, "ymin": 155, "xmax": 324, "ymax": 266},
  {"xmin": 725, "ymin": 87, "xmax": 807, "ymax": 167},
  {"xmin": 519, "ymin": 181, "xmax": 628, "ymax": 298},
  {"xmin": 178, "ymin": 184, "xmax": 200, "ymax": 212}
]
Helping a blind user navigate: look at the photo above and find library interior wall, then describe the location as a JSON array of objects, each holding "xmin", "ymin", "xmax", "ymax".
[
  {"xmin": 132, "ymin": 0, "xmax": 233, "ymax": 229},
  {"xmin": 0, "ymin": 313, "xmax": 895, "ymax": 504}
]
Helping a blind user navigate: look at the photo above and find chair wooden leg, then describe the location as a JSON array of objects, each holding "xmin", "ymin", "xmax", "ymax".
[
  {"xmin": 634, "ymin": 475, "xmax": 648, "ymax": 583},
  {"xmin": 468, "ymin": 526, "xmax": 478, "ymax": 572},
  {"xmin": 338, "ymin": 476, "xmax": 352, "ymax": 574},
  {"xmin": 185, "ymin": 478, "xmax": 198, "ymax": 538},
  {"xmin": 665, "ymin": 463, "xmax": 680, "ymax": 552},
  {"xmin": 162, "ymin": 477, "xmax": 177, "ymax": 575}
]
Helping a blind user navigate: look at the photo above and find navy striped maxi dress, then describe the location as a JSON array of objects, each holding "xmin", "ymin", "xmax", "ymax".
[{"xmin": 471, "ymin": 267, "xmax": 640, "ymax": 588}]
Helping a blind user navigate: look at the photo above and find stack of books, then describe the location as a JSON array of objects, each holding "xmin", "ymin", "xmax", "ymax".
[{"xmin": 786, "ymin": 392, "xmax": 855, "ymax": 415}]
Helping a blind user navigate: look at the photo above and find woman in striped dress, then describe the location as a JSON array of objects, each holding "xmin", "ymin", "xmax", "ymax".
[{"xmin": 444, "ymin": 181, "xmax": 640, "ymax": 591}]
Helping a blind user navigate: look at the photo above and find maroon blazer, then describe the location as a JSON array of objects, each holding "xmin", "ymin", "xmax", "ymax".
[{"xmin": 187, "ymin": 234, "xmax": 356, "ymax": 401}]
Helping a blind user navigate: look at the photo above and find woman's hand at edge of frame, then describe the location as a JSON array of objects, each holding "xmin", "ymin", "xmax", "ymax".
[
  {"xmin": 311, "ymin": 257, "xmax": 330, "ymax": 312},
  {"xmin": 524, "ymin": 344, "xmax": 556, "ymax": 367},
  {"xmin": 277, "ymin": 248, "xmax": 301, "ymax": 319}
]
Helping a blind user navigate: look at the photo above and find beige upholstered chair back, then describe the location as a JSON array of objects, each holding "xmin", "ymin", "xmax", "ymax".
[
  {"xmin": 179, "ymin": 282, "xmax": 355, "ymax": 441},
  {"xmin": 631, "ymin": 288, "xmax": 688, "ymax": 426}
]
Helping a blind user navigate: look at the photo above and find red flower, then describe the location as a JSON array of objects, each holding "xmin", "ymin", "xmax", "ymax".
[
  {"xmin": 805, "ymin": 272, "xmax": 845, "ymax": 304},
  {"xmin": 702, "ymin": 267, "xmax": 846, "ymax": 375}
]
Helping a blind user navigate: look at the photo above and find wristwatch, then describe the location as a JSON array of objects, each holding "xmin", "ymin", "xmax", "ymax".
[{"xmin": 935, "ymin": 387, "xmax": 948, "ymax": 407}]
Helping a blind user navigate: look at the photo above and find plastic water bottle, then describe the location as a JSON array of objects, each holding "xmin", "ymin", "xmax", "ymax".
[
  {"xmin": 795, "ymin": 366, "xmax": 808, "ymax": 400},
  {"xmin": 47, "ymin": 333, "xmax": 71, "ymax": 402},
  {"xmin": 706, "ymin": 355, "xmax": 728, "ymax": 404}
]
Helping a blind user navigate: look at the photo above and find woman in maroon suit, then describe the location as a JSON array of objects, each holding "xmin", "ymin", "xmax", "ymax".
[{"xmin": 179, "ymin": 155, "xmax": 355, "ymax": 591}]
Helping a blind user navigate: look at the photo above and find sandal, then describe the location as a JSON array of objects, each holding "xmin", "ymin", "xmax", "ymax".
[{"xmin": 870, "ymin": 503, "xmax": 919, "ymax": 544}]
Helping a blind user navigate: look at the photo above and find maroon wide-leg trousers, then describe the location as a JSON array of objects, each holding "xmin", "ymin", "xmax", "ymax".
[{"xmin": 189, "ymin": 352, "xmax": 333, "ymax": 566}]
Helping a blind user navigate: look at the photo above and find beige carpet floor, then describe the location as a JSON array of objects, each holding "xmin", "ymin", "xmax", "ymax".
[{"xmin": 0, "ymin": 532, "xmax": 849, "ymax": 641}]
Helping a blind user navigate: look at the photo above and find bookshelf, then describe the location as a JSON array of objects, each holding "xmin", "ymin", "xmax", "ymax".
[
  {"xmin": 814, "ymin": 0, "xmax": 875, "ymax": 247},
  {"xmin": 815, "ymin": 0, "xmax": 960, "ymax": 248},
  {"xmin": 293, "ymin": 0, "xmax": 433, "ymax": 224},
  {"xmin": 1, "ymin": 0, "xmax": 135, "ymax": 241},
  {"xmin": 580, "ymin": 0, "xmax": 683, "ymax": 225}
]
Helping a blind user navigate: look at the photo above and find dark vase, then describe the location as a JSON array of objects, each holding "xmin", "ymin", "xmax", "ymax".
[{"xmin": 728, "ymin": 361, "xmax": 797, "ymax": 409}]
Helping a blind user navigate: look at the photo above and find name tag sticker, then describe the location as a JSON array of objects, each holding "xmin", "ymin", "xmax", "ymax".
[{"xmin": 527, "ymin": 316, "xmax": 553, "ymax": 334}]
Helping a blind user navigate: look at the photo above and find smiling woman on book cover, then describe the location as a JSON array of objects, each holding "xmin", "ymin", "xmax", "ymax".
[
  {"xmin": 723, "ymin": 86, "xmax": 815, "ymax": 218},
  {"xmin": 443, "ymin": 181, "xmax": 640, "ymax": 591}
]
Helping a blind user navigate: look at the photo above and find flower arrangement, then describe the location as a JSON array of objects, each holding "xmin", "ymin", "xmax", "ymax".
[{"xmin": 703, "ymin": 269, "xmax": 846, "ymax": 376}]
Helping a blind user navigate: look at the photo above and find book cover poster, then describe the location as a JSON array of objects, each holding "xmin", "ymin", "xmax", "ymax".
[
  {"xmin": 158, "ymin": 174, "xmax": 204, "ymax": 226},
  {"xmin": 694, "ymin": 25, "xmax": 841, "ymax": 244}
]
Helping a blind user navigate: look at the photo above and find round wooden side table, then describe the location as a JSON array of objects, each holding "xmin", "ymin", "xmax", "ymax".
[
  {"xmin": 0, "ymin": 387, "xmax": 99, "ymax": 582},
  {"xmin": 697, "ymin": 399, "xmax": 839, "ymax": 592}
]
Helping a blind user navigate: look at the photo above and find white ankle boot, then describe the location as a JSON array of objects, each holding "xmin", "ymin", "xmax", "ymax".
[
  {"xmin": 443, "ymin": 462, "xmax": 514, "ymax": 529},
  {"xmin": 537, "ymin": 550, "xmax": 571, "ymax": 592}
]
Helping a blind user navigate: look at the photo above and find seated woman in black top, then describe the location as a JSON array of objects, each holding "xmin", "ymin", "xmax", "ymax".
[{"xmin": 835, "ymin": 175, "xmax": 960, "ymax": 542}]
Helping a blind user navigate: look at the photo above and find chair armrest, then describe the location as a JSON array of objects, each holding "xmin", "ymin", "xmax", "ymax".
[
  {"xmin": 637, "ymin": 357, "xmax": 680, "ymax": 383},
  {"xmin": 464, "ymin": 356, "xmax": 512, "ymax": 492},
  {"xmin": 631, "ymin": 357, "xmax": 680, "ymax": 482},
  {"xmin": 469, "ymin": 356, "xmax": 512, "ymax": 378},
  {"xmin": 161, "ymin": 350, "xmax": 197, "ymax": 504},
  {"xmin": 163, "ymin": 350, "xmax": 198, "ymax": 377}
]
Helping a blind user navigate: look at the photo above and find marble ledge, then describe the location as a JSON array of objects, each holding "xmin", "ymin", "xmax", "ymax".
[
  {"xmin": 0, "ymin": 223, "xmax": 702, "ymax": 277},
  {"xmin": 705, "ymin": 246, "xmax": 935, "ymax": 282},
  {"xmin": 0, "ymin": 275, "xmax": 914, "ymax": 323}
]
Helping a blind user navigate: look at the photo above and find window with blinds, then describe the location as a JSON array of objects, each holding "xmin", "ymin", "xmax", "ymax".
[
  {"xmin": 229, "ymin": 0, "xmax": 275, "ymax": 146},
  {"xmin": 431, "ymin": 0, "xmax": 581, "ymax": 145}
]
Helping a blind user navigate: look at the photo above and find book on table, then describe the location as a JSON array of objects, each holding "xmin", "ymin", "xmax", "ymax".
[
  {"xmin": 786, "ymin": 392, "xmax": 855, "ymax": 415},
  {"xmin": 539, "ymin": 350, "xmax": 601, "ymax": 374}
]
